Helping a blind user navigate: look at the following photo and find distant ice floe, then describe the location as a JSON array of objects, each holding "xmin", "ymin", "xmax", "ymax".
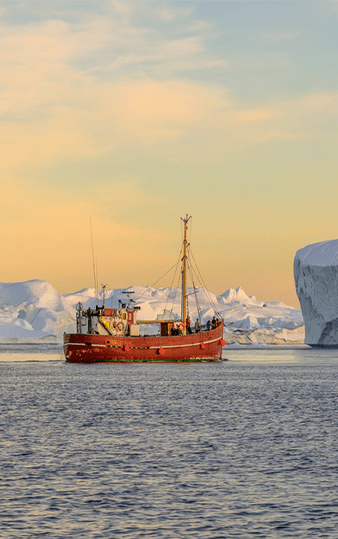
[{"xmin": 0, "ymin": 280, "xmax": 304, "ymax": 345}]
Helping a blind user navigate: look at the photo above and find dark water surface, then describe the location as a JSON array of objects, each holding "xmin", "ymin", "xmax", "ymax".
[{"xmin": 1, "ymin": 347, "xmax": 338, "ymax": 538}]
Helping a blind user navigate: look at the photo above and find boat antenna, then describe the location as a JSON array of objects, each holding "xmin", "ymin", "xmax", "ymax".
[{"xmin": 90, "ymin": 217, "xmax": 99, "ymax": 302}]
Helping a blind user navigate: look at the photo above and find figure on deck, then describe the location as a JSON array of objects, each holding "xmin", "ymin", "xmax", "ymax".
[
  {"xmin": 186, "ymin": 316, "xmax": 192, "ymax": 334},
  {"xmin": 171, "ymin": 323, "xmax": 179, "ymax": 336},
  {"xmin": 195, "ymin": 318, "xmax": 201, "ymax": 333}
]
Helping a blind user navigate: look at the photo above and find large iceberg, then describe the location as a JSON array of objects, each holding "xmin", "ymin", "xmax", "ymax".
[
  {"xmin": 0, "ymin": 280, "xmax": 304, "ymax": 345},
  {"xmin": 294, "ymin": 239, "xmax": 338, "ymax": 346},
  {"xmin": 0, "ymin": 280, "xmax": 76, "ymax": 343}
]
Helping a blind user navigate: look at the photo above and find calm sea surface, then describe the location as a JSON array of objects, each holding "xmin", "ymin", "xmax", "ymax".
[{"xmin": 1, "ymin": 347, "xmax": 338, "ymax": 538}]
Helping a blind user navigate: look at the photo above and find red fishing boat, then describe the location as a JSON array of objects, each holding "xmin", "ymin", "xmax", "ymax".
[{"xmin": 63, "ymin": 216, "xmax": 225, "ymax": 363}]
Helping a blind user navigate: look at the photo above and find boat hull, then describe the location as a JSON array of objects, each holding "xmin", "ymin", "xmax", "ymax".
[{"xmin": 63, "ymin": 323, "xmax": 225, "ymax": 363}]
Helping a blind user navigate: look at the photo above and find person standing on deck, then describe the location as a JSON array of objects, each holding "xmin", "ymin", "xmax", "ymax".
[
  {"xmin": 195, "ymin": 318, "xmax": 201, "ymax": 333},
  {"xmin": 186, "ymin": 316, "xmax": 192, "ymax": 334}
]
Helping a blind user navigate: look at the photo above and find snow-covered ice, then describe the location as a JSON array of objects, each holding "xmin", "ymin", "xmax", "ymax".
[
  {"xmin": 294, "ymin": 239, "xmax": 338, "ymax": 346},
  {"xmin": 0, "ymin": 280, "xmax": 304, "ymax": 345}
]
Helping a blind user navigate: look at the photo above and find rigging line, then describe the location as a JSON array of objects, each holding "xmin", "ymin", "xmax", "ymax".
[
  {"xmin": 168, "ymin": 252, "xmax": 183, "ymax": 320},
  {"xmin": 188, "ymin": 246, "xmax": 222, "ymax": 318},
  {"xmin": 189, "ymin": 260, "xmax": 220, "ymax": 318},
  {"xmin": 169, "ymin": 262, "xmax": 182, "ymax": 320},
  {"xmin": 133, "ymin": 256, "xmax": 182, "ymax": 304},
  {"xmin": 96, "ymin": 256, "xmax": 99, "ymax": 303},
  {"xmin": 188, "ymin": 264, "xmax": 201, "ymax": 316},
  {"xmin": 162, "ymin": 247, "xmax": 183, "ymax": 318},
  {"xmin": 187, "ymin": 257, "xmax": 202, "ymax": 321}
]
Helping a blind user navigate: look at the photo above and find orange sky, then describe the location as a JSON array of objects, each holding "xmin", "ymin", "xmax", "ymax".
[{"xmin": 1, "ymin": 1, "xmax": 338, "ymax": 308}]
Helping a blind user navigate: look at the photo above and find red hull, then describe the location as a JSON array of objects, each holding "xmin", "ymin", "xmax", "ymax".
[{"xmin": 63, "ymin": 322, "xmax": 225, "ymax": 363}]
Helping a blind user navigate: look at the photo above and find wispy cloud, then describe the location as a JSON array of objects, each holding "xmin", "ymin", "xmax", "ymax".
[
  {"xmin": 0, "ymin": 4, "xmax": 230, "ymax": 169},
  {"xmin": 1, "ymin": 2, "xmax": 337, "ymax": 167},
  {"xmin": 149, "ymin": 3, "xmax": 192, "ymax": 22},
  {"xmin": 0, "ymin": 1, "xmax": 226, "ymax": 105}
]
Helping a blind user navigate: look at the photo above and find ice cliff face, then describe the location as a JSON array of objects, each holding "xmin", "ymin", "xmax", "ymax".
[{"xmin": 294, "ymin": 239, "xmax": 338, "ymax": 346}]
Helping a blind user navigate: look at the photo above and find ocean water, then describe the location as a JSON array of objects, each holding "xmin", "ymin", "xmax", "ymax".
[{"xmin": 1, "ymin": 347, "xmax": 338, "ymax": 538}]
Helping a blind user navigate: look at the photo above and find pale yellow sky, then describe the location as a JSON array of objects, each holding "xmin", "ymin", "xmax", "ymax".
[{"xmin": 1, "ymin": 1, "xmax": 338, "ymax": 308}]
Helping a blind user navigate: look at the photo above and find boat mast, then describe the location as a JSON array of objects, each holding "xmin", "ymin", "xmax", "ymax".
[{"xmin": 181, "ymin": 214, "xmax": 191, "ymax": 323}]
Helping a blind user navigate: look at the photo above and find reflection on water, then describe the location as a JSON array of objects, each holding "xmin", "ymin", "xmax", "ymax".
[
  {"xmin": 0, "ymin": 345, "xmax": 63, "ymax": 362},
  {"xmin": 1, "ymin": 347, "xmax": 338, "ymax": 538}
]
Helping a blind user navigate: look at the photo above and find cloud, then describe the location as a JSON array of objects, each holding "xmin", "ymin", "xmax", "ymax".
[
  {"xmin": 1, "ymin": 69, "xmax": 337, "ymax": 172},
  {"xmin": 110, "ymin": 0, "xmax": 134, "ymax": 19},
  {"xmin": 0, "ymin": 4, "xmax": 227, "ymax": 125},
  {"xmin": 185, "ymin": 20, "xmax": 213, "ymax": 33},
  {"xmin": 108, "ymin": 0, "xmax": 192, "ymax": 24},
  {"xmin": 149, "ymin": 3, "xmax": 192, "ymax": 22},
  {"xmin": 0, "ymin": 8, "xmax": 272, "ymax": 162},
  {"xmin": 0, "ymin": 76, "xmax": 232, "ymax": 169},
  {"xmin": 99, "ymin": 79, "xmax": 230, "ymax": 136},
  {"xmin": 0, "ymin": 17, "xmax": 112, "ymax": 123},
  {"xmin": 0, "ymin": 2, "xmax": 337, "ymax": 173}
]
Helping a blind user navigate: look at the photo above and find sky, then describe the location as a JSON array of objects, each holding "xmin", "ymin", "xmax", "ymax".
[{"xmin": 1, "ymin": 0, "xmax": 337, "ymax": 307}]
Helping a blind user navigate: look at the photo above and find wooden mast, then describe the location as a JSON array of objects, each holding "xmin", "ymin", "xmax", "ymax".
[{"xmin": 181, "ymin": 214, "xmax": 191, "ymax": 324}]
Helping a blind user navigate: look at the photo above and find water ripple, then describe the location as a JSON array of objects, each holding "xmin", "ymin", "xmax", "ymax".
[{"xmin": 1, "ymin": 349, "xmax": 338, "ymax": 537}]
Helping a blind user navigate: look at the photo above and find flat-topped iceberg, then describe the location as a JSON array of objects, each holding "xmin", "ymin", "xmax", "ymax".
[{"xmin": 294, "ymin": 239, "xmax": 338, "ymax": 346}]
